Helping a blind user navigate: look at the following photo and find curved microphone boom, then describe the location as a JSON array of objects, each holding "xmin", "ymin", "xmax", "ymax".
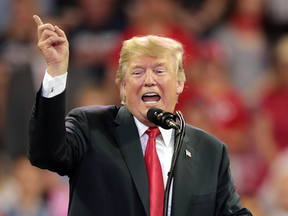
[{"xmin": 147, "ymin": 108, "xmax": 180, "ymax": 130}]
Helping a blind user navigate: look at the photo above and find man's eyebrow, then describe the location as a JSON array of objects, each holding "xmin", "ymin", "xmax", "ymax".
[
  {"xmin": 130, "ymin": 64, "xmax": 144, "ymax": 69},
  {"xmin": 154, "ymin": 61, "xmax": 168, "ymax": 68}
]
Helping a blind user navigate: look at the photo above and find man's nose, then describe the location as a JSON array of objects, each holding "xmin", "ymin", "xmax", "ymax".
[{"xmin": 144, "ymin": 69, "xmax": 156, "ymax": 86}]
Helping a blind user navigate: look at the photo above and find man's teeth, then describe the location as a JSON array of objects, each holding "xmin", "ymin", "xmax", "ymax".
[
  {"xmin": 144, "ymin": 101, "xmax": 157, "ymax": 104},
  {"xmin": 144, "ymin": 93, "xmax": 158, "ymax": 96},
  {"xmin": 142, "ymin": 93, "xmax": 160, "ymax": 104}
]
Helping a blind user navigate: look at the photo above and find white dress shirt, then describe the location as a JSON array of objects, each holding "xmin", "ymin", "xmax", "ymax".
[
  {"xmin": 42, "ymin": 71, "xmax": 67, "ymax": 98},
  {"xmin": 42, "ymin": 70, "xmax": 174, "ymax": 215}
]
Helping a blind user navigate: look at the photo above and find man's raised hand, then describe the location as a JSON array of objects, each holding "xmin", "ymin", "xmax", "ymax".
[{"xmin": 33, "ymin": 15, "xmax": 69, "ymax": 77}]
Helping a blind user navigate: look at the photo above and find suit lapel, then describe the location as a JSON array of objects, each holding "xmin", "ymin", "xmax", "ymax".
[
  {"xmin": 114, "ymin": 106, "xmax": 150, "ymax": 216},
  {"xmin": 171, "ymin": 133, "xmax": 195, "ymax": 216}
]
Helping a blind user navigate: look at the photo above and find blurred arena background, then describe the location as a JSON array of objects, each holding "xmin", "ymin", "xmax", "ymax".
[{"xmin": 1, "ymin": 0, "xmax": 288, "ymax": 215}]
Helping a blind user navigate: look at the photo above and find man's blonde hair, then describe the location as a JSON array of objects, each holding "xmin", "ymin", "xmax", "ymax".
[{"xmin": 115, "ymin": 35, "xmax": 186, "ymax": 104}]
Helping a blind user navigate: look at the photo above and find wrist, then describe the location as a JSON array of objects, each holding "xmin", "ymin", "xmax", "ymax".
[{"xmin": 47, "ymin": 63, "xmax": 68, "ymax": 78}]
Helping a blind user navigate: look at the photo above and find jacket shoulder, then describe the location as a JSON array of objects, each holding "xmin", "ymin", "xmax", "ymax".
[{"xmin": 185, "ymin": 124, "xmax": 226, "ymax": 152}]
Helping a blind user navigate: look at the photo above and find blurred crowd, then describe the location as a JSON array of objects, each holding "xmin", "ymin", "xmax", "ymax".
[{"xmin": 0, "ymin": 0, "xmax": 288, "ymax": 215}]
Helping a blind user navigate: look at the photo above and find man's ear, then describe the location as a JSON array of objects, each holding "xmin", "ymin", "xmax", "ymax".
[
  {"xmin": 176, "ymin": 81, "xmax": 184, "ymax": 95},
  {"xmin": 120, "ymin": 81, "xmax": 127, "ymax": 97}
]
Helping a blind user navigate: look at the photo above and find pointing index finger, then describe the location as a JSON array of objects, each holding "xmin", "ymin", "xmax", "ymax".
[{"xmin": 33, "ymin": 15, "xmax": 43, "ymax": 26}]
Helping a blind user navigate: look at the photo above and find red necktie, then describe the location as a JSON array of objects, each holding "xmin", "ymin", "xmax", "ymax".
[{"xmin": 145, "ymin": 127, "xmax": 164, "ymax": 216}]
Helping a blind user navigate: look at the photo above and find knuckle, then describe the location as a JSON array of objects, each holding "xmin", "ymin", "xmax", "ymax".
[
  {"xmin": 43, "ymin": 29, "xmax": 56, "ymax": 37},
  {"xmin": 42, "ymin": 29, "xmax": 49, "ymax": 34},
  {"xmin": 37, "ymin": 42, "xmax": 42, "ymax": 49},
  {"xmin": 39, "ymin": 24, "xmax": 54, "ymax": 32},
  {"xmin": 44, "ymin": 23, "xmax": 53, "ymax": 28}
]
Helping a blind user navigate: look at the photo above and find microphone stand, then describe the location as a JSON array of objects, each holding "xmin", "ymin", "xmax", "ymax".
[{"xmin": 163, "ymin": 110, "xmax": 185, "ymax": 216}]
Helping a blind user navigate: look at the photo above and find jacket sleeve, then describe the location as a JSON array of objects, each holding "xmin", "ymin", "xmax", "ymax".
[
  {"xmin": 27, "ymin": 89, "xmax": 89, "ymax": 176},
  {"xmin": 215, "ymin": 144, "xmax": 253, "ymax": 216}
]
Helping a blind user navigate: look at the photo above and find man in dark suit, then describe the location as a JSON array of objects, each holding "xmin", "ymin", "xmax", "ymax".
[{"xmin": 28, "ymin": 15, "xmax": 252, "ymax": 216}]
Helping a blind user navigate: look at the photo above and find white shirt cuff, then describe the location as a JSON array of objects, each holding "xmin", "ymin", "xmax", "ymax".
[{"xmin": 42, "ymin": 70, "xmax": 67, "ymax": 98}]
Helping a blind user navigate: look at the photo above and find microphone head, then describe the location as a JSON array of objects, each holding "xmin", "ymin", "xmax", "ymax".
[
  {"xmin": 147, "ymin": 108, "xmax": 176, "ymax": 129},
  {"xmin": 147, "ymin": 108, "xmax": 164, "ymax": 125}
]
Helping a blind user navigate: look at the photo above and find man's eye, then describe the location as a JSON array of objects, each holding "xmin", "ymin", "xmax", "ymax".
[
  {"xmin": 132, "ymin": 70, "xmax": 142, "ymax": 75},
  {"xmin": 156, "ymin": 70, "xmax": 165, "ymax": 74},
  {"xmin": 155, "ymin": 67, "xmax": 166, "ymax": 74}
]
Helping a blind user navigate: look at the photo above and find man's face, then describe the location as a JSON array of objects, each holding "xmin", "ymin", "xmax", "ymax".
[{"xmin": 120, "ymin": 55, "xmax": 184, "ymax": 127}]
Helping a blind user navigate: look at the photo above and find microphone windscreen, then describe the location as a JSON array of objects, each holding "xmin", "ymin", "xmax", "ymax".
[{"xmin": 147, "ymin": 108, "xmax": 164, "ymax": 125}]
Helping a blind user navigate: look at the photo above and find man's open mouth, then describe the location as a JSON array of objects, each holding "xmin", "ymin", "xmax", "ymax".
[{"xmin": 142, "ymin": 93, "xmax": 161, "ymax": 104}]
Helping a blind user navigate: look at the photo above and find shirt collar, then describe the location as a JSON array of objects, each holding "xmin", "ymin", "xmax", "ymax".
[{"xmin": 133, "ymin": 116, "xmax": 174, "ymax": 147}]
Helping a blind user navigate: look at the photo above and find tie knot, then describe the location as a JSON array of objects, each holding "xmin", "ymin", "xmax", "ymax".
[{"xmin": 146, "ymin": 127, "xmax": 161, "ymax": 139}]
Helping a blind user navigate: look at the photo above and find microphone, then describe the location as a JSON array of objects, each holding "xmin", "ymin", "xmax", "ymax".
[{"xmin": 147, "ymin": 108, "xmax": 180, "ymax": 130}]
